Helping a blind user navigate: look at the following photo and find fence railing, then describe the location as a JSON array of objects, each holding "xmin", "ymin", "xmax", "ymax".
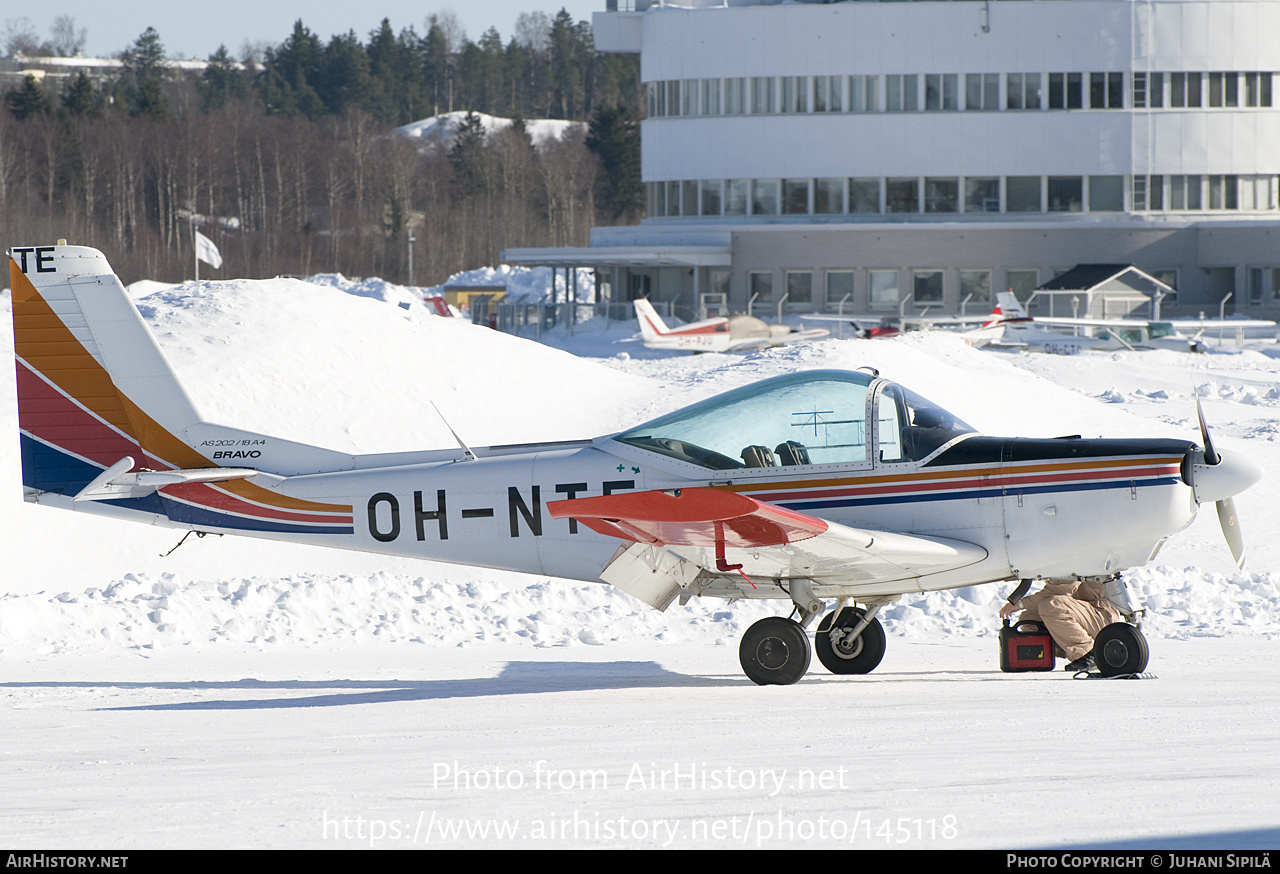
[{"xmin": 472, "ymin": 299, "xmax": 692, "ymax": 338}]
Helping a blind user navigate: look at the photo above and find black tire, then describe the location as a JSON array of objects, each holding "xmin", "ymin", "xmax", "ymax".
[
  {"xmin": 814, "ymin": 607, "xmax": 887, "ymax": 675},
  {"xmin": 1093, "ymin": 623, "xmax": 1149, "ymax": 677},
  {"xmin": 739, "ymin": 616, "xmax": 812, "ymax": 685}
]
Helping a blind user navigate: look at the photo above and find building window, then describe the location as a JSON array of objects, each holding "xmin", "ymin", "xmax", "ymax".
[
  {"xmin": 1048, "ymin": 73, "xmax": 1083, "ymax": 109},
  {"xmin": 782, "ymin": 179, "xmax": 810, "ymax": 214},
  {"xmin": 1048, "ymin": 177, "xmax": 1083, "ymax": 212},
  {"xmin": 886, "ymin": 75, "xmax": 918, "ymax": 112},
  {"xmin": 725, "ymin": 179, "xmax": 749, "ymax": 216},
  {"xmin": 1208, "ymin": 175, "xmax": 1239, "ymax": 210},
  {"xmin": 680, "ymin": 180, "xmax": 697, "ymax": 216},
  {"xmin": 700, "ymin": 179, "xmax": 723, "ymax": 216},
  {"xmin": 749, "ymin": 271, "xmax": 773, "ymax": 303},
  {"xmin": 1170, "ymin": 175, "xmax": 1202, "ymax": 210},
  {"xmin": 701, "ymin": 79, "xmax": 721, "ymax": 116},
  {"xmin": 814, "ymin": 76, "xmax": 842, "ymax": 113},
  {"xmin": 849, "ymin": 178, "xmax": 881, "ymax": 214},
  {"xmin": 1209, "ymin": 72, "xmax": 1239, "ymax": 108},
  {"xmin": 826, "ymin": 271, "xmax": 854, "ymax": 306},
  {"xmin": 681, "ymin": 80, "xmax": 697, "ymax": 116},
  {"xmin": 751, "ymin": 77, "xmax": 775, "ymax": 114},
  {"xmin": 1006, "ymin": 270, "xmax": 1038, "ymax": 298},
  {"xmin": 724, "ymin": 78, "xmax": 746, "ymax": 115},
  {"xmin": 814, "ymin": 178, "xmax": 844, "ymax": 214},
  {"xmin": 1089, "ymin": 176, "xmax": 1124, "ymax": 212},
  {"xmin": 752, "ymin": 179, "xmax": 779, "ymax": 215},
  {"xmin": 869, "ymin": 270, "xmax": 900, "ymax": 309},
  {"xmin": 959, "ymin": 270, "xmax": 992, "ymax": 304},
  {"xmin": 1249, "ymin": 268, "xmax": 1265, "ymax": 306},
  {"xmin": 966, "ymin": 74, "xmax": 999, "ymax": 110},
  {"xmin": 886, "ymin": 178, "xmax": 919, "ymax": 213},
  {"xmin": 785, "ymin": 271, "xmax": 813, "ymax": 304},
  {"xmin": 665, "ymin": 181, "xmax": 680, "ymax": 217},
  {"xmin": 666, "ymin": 81, "xmax": 681, "ymax": 116},
  {"xmin": 925, "ymin": 74, "xmax": 958, "ymax": 111},
  {"xmin": 1240, "ymin": 175, "xmax": 1278, "ymax": 211},
  {"xmin": 849, "ymin": 75, "xmax": 878, "ymax": 112},
  {"xmin": 1006, "ymin": 176, "xmax": 1042, "ymax": 212},
  {"xmin": 1170, "ymin": 72, "xmax": 1202, "ymax": 108},
  {"xmin": 1007, "ymin": 73, "xmax": 1042, "ymax": 110},
  {"xmin": 964, "ymin": 178, "xmax": 1000, "ymax": 213},
  {"xmin": 924, "ymin": 178, "xmax": 959, "ymax": 213},
  {"xmin": 1244, "ymin": 73, "xmax": 1273, "ymax": 107},
  {"xmin": 1090, "ymin": 72, "xmax": 1123, "ymax": 108},
  {"xmin": 913, "ymin": 270, "xmax": 944, "ymax": 305},
  {"xmin": 781, "ymin": 76, "xmax": 808, "ymax": 113}
]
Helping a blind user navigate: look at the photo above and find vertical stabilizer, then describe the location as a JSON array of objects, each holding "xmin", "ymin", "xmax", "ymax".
[
  {"xmin": 633, "ymin": 298, "xmax": 671, "ymax": 343},
  {"xmin": 11, "ymin": 245, "xmax": 201, "ymax": 495},
  {"xmin": 10, "ymin": 244, "xmax": 355, "ymax": 535}
]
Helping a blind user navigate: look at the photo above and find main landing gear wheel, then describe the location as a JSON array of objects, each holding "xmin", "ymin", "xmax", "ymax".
[
  {"xmin": 739, "ymin": 616, "xmax": 811, "ymax": 685},
  {"xmin": 814, "ymin": 607, "xmax": 886, "ymax": 675},
  {"xmin": 1092, "ymin": 623, "xmax": 1149, "ymax": 677}
]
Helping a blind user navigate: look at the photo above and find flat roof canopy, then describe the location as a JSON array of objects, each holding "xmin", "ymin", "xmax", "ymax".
[{"xmin": 501, "ymin": 245, "xmax": 732, "ymax": 269}]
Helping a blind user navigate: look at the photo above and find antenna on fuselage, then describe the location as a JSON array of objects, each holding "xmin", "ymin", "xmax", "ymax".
[{"xmin": 430, "ymin": 401, "xmax": 477, "ymax": 462}]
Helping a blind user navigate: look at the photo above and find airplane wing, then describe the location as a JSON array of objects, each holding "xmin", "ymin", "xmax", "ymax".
[{"xmin": 546, "ymin": 488, "xmax": 986, "ymax": 607}]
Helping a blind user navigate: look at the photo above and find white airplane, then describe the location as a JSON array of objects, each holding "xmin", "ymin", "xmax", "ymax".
[
  {"xmin": 966, "ymin": 292, "xmax": 1209, "ymax": 354},
  {"xmin": 11, "ymin": 245, "xmax": 1262, "ymax": 684},
  {"xmin": 634, "ymin": 298, "xmax": 828, "ymax": 353}
]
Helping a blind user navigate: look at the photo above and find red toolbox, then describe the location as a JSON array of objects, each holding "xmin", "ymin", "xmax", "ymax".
[{"xmin": 1000, "ymin": 619, "xmax": 1056, "ymax": 672}]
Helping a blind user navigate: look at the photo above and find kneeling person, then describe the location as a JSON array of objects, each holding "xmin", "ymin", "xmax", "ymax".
[{"xmin": 999, "ymin": 581, "xmax": 1119, "ymax": 672}]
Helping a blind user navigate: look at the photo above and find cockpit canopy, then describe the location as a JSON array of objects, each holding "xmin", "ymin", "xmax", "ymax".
[{"xmin": 614, "ymin": 370, "xmax": 974, "ymax": 470}]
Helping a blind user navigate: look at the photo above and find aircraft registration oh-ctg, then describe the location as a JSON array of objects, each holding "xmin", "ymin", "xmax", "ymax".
[{"xmin": 11, "ymin": 245, "xmax": 1263, "ymax": 684}]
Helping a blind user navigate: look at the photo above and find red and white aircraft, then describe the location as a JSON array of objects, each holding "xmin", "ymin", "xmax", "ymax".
[
  {"xmin": 634, "ymin": 298, "xmax": 828, "ymax": 353},
  {"xmin": 11, "ymin": 245, "xmax": 1262, "ymax": 683}
]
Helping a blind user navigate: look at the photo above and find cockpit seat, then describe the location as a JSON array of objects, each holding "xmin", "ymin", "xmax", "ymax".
[
  {"xmin": 741, "ymin": 445, "xmax": 776, "ymax": 468},
  {"xmin": 775, "ymin": 441, "xmax": 811, "ymax": 466}
]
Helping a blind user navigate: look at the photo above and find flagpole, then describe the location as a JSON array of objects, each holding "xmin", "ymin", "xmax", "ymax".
[{"xmin": 193, "ymin": 216, "xmax": 199, "ymax": 282}]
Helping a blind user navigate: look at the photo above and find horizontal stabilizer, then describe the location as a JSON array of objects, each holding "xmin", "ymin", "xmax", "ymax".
[{"xmin": 72, "ymin": 455, "xmax": 265, "ymax": 501}]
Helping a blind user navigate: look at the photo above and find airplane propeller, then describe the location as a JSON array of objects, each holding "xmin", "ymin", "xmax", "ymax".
[{"xmin": 1187, "ymin": 395, "xmax": 1262, "ymax": 570}]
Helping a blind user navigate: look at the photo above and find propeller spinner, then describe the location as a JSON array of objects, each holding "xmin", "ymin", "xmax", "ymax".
[{"xmin": 1187, "ymin": 396, "xmax": 1263, "ymax": 569}]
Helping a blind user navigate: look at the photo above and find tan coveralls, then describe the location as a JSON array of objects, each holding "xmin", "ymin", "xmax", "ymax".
[{"xmin": 1016, "ymin": 580, "xmax": 1120, "ymax": 662}]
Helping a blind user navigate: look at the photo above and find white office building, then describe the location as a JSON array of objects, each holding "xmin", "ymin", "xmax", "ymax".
[{"xmin": 504, "ymin": 0, "xmax": 1280, "ymax": 319}]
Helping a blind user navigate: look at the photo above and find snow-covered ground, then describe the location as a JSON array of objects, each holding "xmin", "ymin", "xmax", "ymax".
[{"xmin": 2, "ymin": 273, "xmax": 1278, "ymax": 849}]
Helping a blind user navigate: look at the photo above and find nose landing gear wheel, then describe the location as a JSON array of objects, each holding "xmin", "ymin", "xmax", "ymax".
[
  {"xmin": 815, "ymin": 607, "xmax": 887, "ymax": 674},
  {"xmin": 1092, "ymin": 623, "xmax": 1149, "ymax": 677},
  {"xmin": 739, "ymin": 616, "xmax": 811, "ymax": 685}
]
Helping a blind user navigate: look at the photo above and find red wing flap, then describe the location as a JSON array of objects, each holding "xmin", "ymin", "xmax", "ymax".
[{"xmin": 546, "ymin": 488, "xmax": 827, "ymax": 547}]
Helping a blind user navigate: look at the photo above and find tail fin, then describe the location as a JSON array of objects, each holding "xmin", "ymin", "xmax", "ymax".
[
  {"xmin": 992, "ymin": 291, "xmax": 1029, "ymax": 321},
  {"xmin": 11, "ymin": 244, "xmax": 353, "ymax": 535},
  {"xmin": 633, "ymin": 298, "xmax": 671, "ymax": 343}
]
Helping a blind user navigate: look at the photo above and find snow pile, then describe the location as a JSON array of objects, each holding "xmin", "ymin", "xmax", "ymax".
[
  {"xmin": 394, "ymin": 111, "xmax": 584, "ymax": 151},
  {"xmin": 425, "ymin": 263, "xmax": 598, "ymax": 304},
  {"xmin": 304, "ymin": 272, "xmax": 436, "ymax": 310}
]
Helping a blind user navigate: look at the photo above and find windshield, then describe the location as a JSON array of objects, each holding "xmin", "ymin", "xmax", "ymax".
[
  {"xmin": 617, "ymin": 371, "xmax": 873, "ymax": 469},
  {"xmin": 614, "ymin": 370, "xmax": 975, "ymax": 470}
]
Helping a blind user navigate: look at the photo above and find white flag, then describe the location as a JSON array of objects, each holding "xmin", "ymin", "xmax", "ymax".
[{"xmin": 195, "ymin": 230, "xmax": 222, "ymax": 269}]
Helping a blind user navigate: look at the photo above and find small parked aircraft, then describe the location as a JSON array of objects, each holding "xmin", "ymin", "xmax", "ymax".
[
  {"xmin": 11, "ymin": 245, "xmax": 1262, "ymax": 683},
  {"xmin": 965, "ymin": 292, "xmax": 1207, "ymax": 354},
  {"xmin": 634, "ymin": 298, "xmax": 828, "ymax": 352}
]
